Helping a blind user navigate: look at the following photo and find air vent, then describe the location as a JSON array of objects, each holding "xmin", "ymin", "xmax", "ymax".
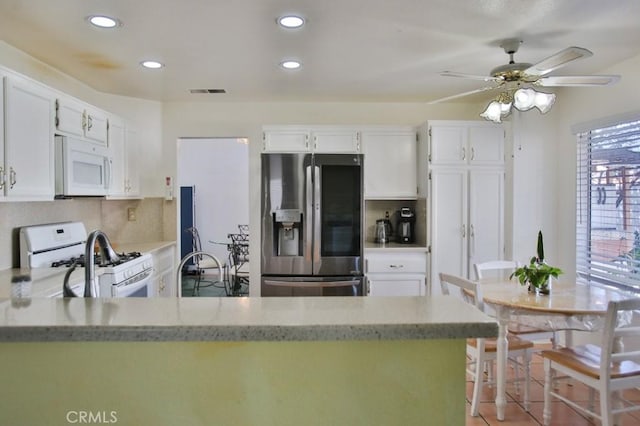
[{"xmin": 189, "ymin": 89, "xmax": 227, "ymax": 94}]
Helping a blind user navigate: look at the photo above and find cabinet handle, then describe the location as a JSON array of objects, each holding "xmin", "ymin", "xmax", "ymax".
[
  {"xmin": 461, "ymin": 147, "xmax": 466, "ymax": 160},
  {"xmin": 0, "ymin": 166, "xmax": 4, "ymax": 190},
  {"xmin": 389, "ymin": 264, "xmax": 404, "ymax": 269},
  {"xmin": 365, "ymin": 278, "xmax": 370, "ymax": 295},
  {"xmin": 9, "ymin": 167, "xmax": 16, "ymax": 189},
  {"xmin": 462, "ymin": 224, "xmax": 466, "ymax": 238},
  {"xmin": 471, "ymin": 147, "xmax": 475, "ymax": 161},
  {"xmin": 87, "ymin": 115, "xmax": 93, "ymax": 131}
]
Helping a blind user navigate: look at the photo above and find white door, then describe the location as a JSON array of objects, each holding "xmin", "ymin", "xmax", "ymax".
[
  {"xmin": 107, "ymin": 117, "xmax": 126, "ymax": 196},
  {"xmin": 362, "ymin": 130, "xmax": 417, "ymax": 198},
  {"xmin": 468, "ymin": 125, "xmax": 504, "ymax": 166},
  {"xmin": 84, "ymin": 106, "xmax": 108, "ymax": 144},
  {"xmin": 312, "ymin": 129, "xmax": 359, "ymax": 153},
  {"xmin": 55, "ymin": 96, "xmax": 85, "ymax": 137},
  {"xmin": 367, "ymin": 275, "xmax": 425, "ymax": 296},
  {"xmin": 468, "ymin": 169, "xmax": 504, "ymax": 272},
  {"xmin": 430, "ymin": 168, "xmax": 468, "ymax": 294},
  {"xmin": 4, "ymin": 76, "xmax": 54, "ymax": 199},
  {"xmin": 125, "ymin": 128, "xmax": 140, "ymax": 196},
  {"xmin": 263, "ymin": 128, "xmax": 310, "ymax": 152},
  {"xmin": 429, "ymin": 125, "xmax": 467, "ymax": 165}
]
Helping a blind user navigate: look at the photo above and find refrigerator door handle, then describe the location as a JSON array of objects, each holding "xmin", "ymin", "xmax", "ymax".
[
  {"xmin": 305, "ymin": 165, "xmax": 314, "ymax": 263},
  {"xmin": 313, "ymin": 164, "xmax": 321, "ymax": 272}
]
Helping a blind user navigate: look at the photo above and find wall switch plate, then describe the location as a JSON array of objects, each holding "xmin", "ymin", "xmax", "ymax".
[{"xmin": 127, "ymin": 207, "xmax": 137, "ymax": 221}]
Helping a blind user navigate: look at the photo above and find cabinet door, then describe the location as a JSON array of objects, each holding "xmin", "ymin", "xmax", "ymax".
[
  {"xmin": 468, "ymin": 169, "xmax": 504, "ymax": 271},
  {"xmin": 263, "ymin": 128, "xmax": 310, "ymax": 152},
  {"xmin": 107, "ymin": 117, "xmax": 127, "ymax": 196},
  {"xmin": 0, "ymin": 74, "xmax": 4, "ymax": 197},
  {"xmin": 429, "ymin": 125, "xmax": 467, "ymax": 165},
  {"xmin": 429, "ymin": 168, "xmax": 468, "ymax": 294},
  {"xmin": 55, "ymin": 97, "xmax": 85, "ymax": 137},
  {"xmin": 4, "ymin": 76, "xmax": 54, "ymax": 199},
  {"xmin": 84, "ymin": 106, "xmax": 108, "ymax": 144},
  {"xmin": 367, "ymin": 275, "xmax": 425, "ymax": 296},
  {"xmin": 152, "ymin": 245, "xmax": 176, "ymax": 297},
  {"xmin": 125, "ymin": 127, "xmax": 140, "ymax": 196},
  {"xmin": 362, "ymin": 130, "xmax": 417, "ymax": 199},
  {"xmin": 312, "ymin": 129, "xmax": 360, "ymax": 153},
  {"xmin": 468, "ymin": 125, "xmax": 504, "ymax": 166}
]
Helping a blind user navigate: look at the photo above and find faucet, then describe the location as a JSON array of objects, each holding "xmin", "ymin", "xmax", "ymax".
[{"xmin": 84, "ymin": 230, "xmax": 120, "ymax": 297}]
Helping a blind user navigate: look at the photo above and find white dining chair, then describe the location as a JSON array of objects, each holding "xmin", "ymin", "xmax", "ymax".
[
  {"xmin": 439, "ymin": 273, "xmax": 533, "ymax": 416},
  {"xmin": 541, "ymin": 297, "xmax": 640, "ymax": 426},
  {"xmin": 474, "ymin": 260, "xmax": 559, "ymax": 349}
]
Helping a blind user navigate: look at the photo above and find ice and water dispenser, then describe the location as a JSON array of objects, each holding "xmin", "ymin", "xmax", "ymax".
[{"xmin": 274, "ymin": 209, "xmax": 302, "ymax": 256}]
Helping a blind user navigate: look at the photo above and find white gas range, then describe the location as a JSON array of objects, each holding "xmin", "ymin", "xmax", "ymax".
[{"xmin": 19, "ymin": 222, "xmax": 154, "ymax": 297}]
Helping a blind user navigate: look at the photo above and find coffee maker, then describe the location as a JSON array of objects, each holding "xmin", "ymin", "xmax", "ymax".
[{"xmin": 396, "ymin": 207, "xmax": 415, "ymax": 244}]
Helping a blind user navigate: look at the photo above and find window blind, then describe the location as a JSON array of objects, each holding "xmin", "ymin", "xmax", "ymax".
[{"xmin": 576, "ymin": 119, "xmax": 640, "ymax": 290}]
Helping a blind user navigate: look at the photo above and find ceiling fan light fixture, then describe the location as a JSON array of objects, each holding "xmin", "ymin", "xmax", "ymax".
[
  {"xmin": 534, "ymin": 91, "xmax": 556, "ymax": 113},
  {"xmin": 480, "ymin": 101, "xmax": 506, "ymax": 123},
  {"xmin": 513, "ymin": 88, "xmax": 536, "ymax": 111}
]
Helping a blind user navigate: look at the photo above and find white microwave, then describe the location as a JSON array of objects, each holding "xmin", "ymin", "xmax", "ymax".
[{"xmin": 55, "ymin": 135, "xmax": 112, "ymax": 197}]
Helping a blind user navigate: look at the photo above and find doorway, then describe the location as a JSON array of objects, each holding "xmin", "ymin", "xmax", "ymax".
[{"xmin": 177, "ymin": 137, "xmax": 249, "ymax": 296}]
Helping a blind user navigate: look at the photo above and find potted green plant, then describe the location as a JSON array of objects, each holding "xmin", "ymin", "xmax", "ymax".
[{"xmin": 510, "ymin": 231, "xmax": 563, "ymax": 295}]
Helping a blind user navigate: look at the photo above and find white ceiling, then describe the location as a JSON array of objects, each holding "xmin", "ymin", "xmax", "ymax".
[{"xmin": 1, "ymin": 0, "xmax": 639, "ymax": 103}]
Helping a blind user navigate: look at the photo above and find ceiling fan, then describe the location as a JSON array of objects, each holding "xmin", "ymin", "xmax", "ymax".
[{"xmin": 431, "ymin": 39, "xmax": 620, "ymax": 107}]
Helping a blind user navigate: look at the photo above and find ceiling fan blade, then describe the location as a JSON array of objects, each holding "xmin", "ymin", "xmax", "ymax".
[
  {"xmin": 427, "ymin": 85, "xmax": 499, "ymax": 104},
  {"xmin": 537, "ymin": 75, "xmax": 621, "ymax": 86},
  {"xmin": 440, "ymin": 71, "xmax": 502, "ymax": 82},
  {"xmin": 524, "ymin": 47, "xmax": 593, "ymax": 76}
]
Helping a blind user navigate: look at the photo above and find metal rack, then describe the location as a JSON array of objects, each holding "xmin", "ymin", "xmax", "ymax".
[{"xmin": 224, "ymin": 229, "xmax": 249, "ymax": 296}]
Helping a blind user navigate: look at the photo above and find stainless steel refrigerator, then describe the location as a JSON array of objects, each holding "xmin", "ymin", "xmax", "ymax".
[{"xmin": 261, "ymin": 153, "xmax": 364, "ymax": 296}]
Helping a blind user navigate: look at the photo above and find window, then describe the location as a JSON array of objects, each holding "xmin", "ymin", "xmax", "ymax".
[{"xmin": 576, "ymin": 119, "xmax": 640, "ymax": 290}]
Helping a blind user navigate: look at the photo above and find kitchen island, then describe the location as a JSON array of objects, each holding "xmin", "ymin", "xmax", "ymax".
[{"xmin": 0, "ymin": 296, "xmax": 496, "ymax": 425}]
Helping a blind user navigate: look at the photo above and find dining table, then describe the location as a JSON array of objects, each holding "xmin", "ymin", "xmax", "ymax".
[{"xmin": 479, "ymin": 279, "xmax": 636, "ymax": 421}]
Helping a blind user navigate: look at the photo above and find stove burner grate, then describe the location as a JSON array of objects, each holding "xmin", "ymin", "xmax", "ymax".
[{"xmin": 51, "ymin": 251, "xmax": 143, "ymax": 268}]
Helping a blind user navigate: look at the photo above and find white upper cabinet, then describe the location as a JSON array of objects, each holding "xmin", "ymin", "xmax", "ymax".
[
  {"xmin": 311, "ymin": 129, "xmax": 360, "ymax": 153},
  {"xmin": 55, "ymin": 96, "xmax": 108, "ymax": 144},
  {"xmin": 107, "ymin": 116, "xmax": 140, "ymax": 198},
  {"xmin": 361, "ymin": 127, "xmax": 417, "ymax": 199},
  {"xmin": 262, "ymin": 126, "xmax": 361, "ymax": 153},
  {"xmin": 429, "ymin": 121, "xmax": 504, "ymax": 166},
  {"xmin": 263, "ymin": 127, "xmax": 310, "ymax": 152},
  {"xmin": 2, "ymin": 75, "xmax": 55, "ymax": 200}
]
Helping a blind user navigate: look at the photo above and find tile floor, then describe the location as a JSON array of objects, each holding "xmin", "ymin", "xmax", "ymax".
[{"xmin": 465, "ymin": 344, "xmax": 640, "ymax": 425}]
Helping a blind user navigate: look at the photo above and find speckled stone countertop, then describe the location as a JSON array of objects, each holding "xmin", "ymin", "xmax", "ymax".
[{"xmin": 0, "ymin": 296, "xmax": 497, "ymax": 342}]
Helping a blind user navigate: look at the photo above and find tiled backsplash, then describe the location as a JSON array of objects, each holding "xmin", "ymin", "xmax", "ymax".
[{"xmin": 0, "ymin": 198, "xmax": 176, "ymax": 269}]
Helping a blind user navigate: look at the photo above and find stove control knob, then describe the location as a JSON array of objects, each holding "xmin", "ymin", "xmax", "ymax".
[
  {"xmin": 125, "ymin": 270, "xmax": 132, "ymax": 278},
  {"xmin": 143, "ymin": 261, "xmax": 152, "ymax": 269}
]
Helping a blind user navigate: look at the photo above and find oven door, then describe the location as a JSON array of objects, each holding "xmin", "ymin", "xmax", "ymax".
[{"xmin": 109, "ymin": 269, "xmax": 154, "ymax": 297}]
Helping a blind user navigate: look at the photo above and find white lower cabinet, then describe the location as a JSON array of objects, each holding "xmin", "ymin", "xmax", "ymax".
[
  {"xmin": 150, "ymin": 244, "xmax": 177, "ymax": 297},
  {"xmin": 365, "ymin": 251, "xmax": 427, "ymax": 296}
]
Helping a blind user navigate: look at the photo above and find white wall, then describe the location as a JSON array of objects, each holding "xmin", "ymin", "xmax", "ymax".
[{"xmin": 177, "ymin": 138, "xmax": 249, "ymax": 263}]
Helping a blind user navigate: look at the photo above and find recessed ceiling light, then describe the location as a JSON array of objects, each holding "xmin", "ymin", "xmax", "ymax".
[
  {"xmin": 278, "ymin": 15, "xmax": 305, "ymax": 29},
  {"xmin": 87, "ymin": 15, "xmax": 121, "ymax": 28},
  {"xmin": 280, "ymin": 60, "xmax": 301, "ymax": 70},
  {"xmin": 141, "ymin": 60, "xmax": 164, "ymax": 69}
]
